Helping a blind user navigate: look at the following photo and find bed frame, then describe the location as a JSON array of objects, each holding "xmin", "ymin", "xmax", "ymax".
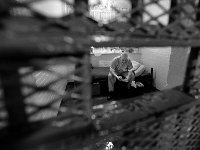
[{"xmin": 91, "ymin": 67, "xmax": 155, "ymax": 97}]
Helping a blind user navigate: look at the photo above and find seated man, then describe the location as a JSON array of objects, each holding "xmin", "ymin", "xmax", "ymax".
[
  {"xmin": 108, "ymin": 52, "xmax": 146, "ymax": 97},
  {"xmin": 108, "ymin": 52, "xmax": 136, "ymax": 97}
]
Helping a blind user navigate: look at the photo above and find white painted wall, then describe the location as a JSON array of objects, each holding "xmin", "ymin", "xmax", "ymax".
[
  {"xmin": 141, "ymin": 47, "xmax": 190, "ymax": 90},
  {"xmin": 91, "ymin": 53, "xmax": 141, "ymax": 67},
  {"xmin": 166, "ymin": 47, "xmax": 190, "ymax": 89},
  {"xmin": 141, "ymin": 47, "xmax": 171, "ymax": 90}
]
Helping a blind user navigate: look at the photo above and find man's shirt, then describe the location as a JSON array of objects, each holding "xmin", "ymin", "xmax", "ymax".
[{"xmin": 110, "ymin": 56, "xmax": 133, "ymax": 75}]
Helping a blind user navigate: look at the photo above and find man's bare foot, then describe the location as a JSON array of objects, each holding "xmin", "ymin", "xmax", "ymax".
[
  {"xmin": 131, "ymin": 81, "xmax": 137, "ymax": 88},
  {"xmin": 136, "ymin": 82, "xmax": 144, "ymax": 87}
]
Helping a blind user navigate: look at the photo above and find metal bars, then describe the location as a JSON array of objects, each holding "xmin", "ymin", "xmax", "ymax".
[
  {"xmin": 3, "ymin": 0, "xmax": 200, "ymax": 46},
  {"xmin": 1, "ymin": 1, "xmax": 200, "ymax": 150},
  {"xmin": 0, "ymin": 52, "xmax": 92, "ymax": 129},
  {"xmin": 183, "ymin": 49, "xmax": 200, "ymax": 99}
]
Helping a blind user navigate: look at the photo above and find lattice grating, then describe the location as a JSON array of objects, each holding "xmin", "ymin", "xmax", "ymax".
[
  {"xmin": 90, "ymin": 101, "xmax": 200, "ymax": 150},
  {"xmin": 0, "ymin": 87, "xmax": 8, "ymax": 130},
  {"xmin": 183, "ymin": 49, "xmax": 200, "ymax": 99},
  {"xmin": 4, "ymin": 0, "xmax": 200, "ymax": 41},
  {"xmin": 1, "ymin": 0, "xmax": 200, "ymax": 150},
  {"xmin": 0, "ymin": 54, "xmax": 91, "ymax": 131},
  {"xmin": 20, "ymin": 92, "xmax": 200, "ymax": 150},
  {"xmin": 0, "ymin": 0, "xmax": 199, "ymax": 50},
  {"xmin": 21, "ymin": 57, "xmax": 91, "ymax": 122}
]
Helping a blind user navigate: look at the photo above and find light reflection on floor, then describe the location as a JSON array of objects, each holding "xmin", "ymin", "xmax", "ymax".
[{"xmin": 105, "ymin": 141, "xmax": 114, "ymax": 150}]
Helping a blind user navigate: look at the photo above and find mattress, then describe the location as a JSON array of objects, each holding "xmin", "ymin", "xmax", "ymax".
[{"xmin": 92, "ymin": 67, "xmax": 109, "ymax": 81}]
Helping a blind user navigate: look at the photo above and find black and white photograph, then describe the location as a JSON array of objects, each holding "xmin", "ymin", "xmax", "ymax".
[{"xmin": 0, "ymin": 0, "xmax": 200, "ymax": 150}]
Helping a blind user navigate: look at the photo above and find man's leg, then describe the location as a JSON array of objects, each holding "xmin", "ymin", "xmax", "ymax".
[{"xmin": 108, "ymin": 72, "xmax": 116, "ymax": 92}]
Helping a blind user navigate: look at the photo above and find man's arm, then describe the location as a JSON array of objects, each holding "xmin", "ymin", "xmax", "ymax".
[
  {"xmin": 110, "ymin": 58, "xmax": 121, "ymax": 80},
  {"xmin": 128, "ymin": 60, "xmax": 140, "ymax": 72},
  {"xmin": 128, "ymin": 64, "xmax": 139, "ymax": 77},
  {"xmin": 110, "ymin": 67, "xmax": 118, "ymax": 78},
  {"xmin": 110, "ymin": 68, "xmax": 122, "ymax": 81},
  {"xmin": 126, "ymin": 60, "xmax": 140, "ymax": 79}
]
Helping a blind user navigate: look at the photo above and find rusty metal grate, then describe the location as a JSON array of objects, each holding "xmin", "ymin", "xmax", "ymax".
[
  {"xmin": 1, "ymin": 0, "xmax": 200, "ymax": 46},
  {"xmin": 87, "ymin": 92, "xmax": 200, "ymax": 150},
  {"xmin": 0, "ymin": 54, "xmax": 92, "ymax": 129},
  {"xmin": 114, "ymin": 103, "xmax": 200, "ymax": 150},
  {"xmin": 1, "ymin": 0, "xmax": 200, "ymax": 150},
  {"xmin": 183, "ymin": 49, "xmax": 200, "ymax": 100},
  {"xmin": 0, "ymin": 85, "xmax": 8, "ymax": 130},
  {"xmin": 12, "ymin": 91, "xmax": 198, "ymax": 150}
]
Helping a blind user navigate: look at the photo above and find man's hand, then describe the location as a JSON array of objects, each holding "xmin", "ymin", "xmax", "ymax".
[
  {"xmin": 116, "ymin": 76, "xmax": 122, "ymax": 81},
  {"xmin": 122, "ymin": 78, "xmax": 128, "ymax": 82}
]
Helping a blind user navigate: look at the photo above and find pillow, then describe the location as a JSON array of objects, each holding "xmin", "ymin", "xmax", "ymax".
[
  {"xmin": 132, "ymin": 61, "xmax": 141, "ymax": 70},
  {"xmin": 135, "ymin": 65, "xmax": 145, "ymax": 77}
]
